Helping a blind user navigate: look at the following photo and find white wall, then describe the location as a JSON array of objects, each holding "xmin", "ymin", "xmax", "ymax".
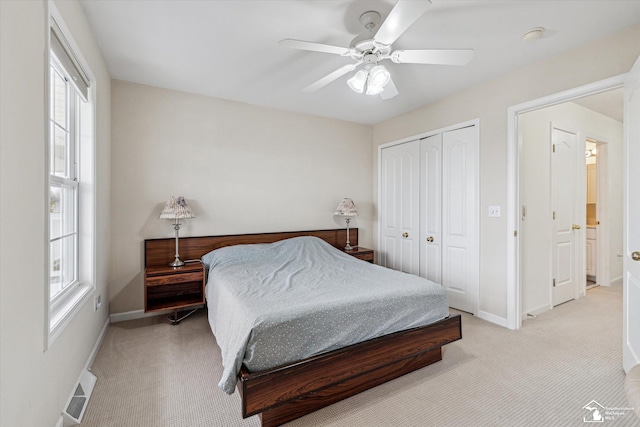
[
  {"xmin": 520, "ymin": 102, "xmax": 623, "ymax": 315},
  {"xmin": 110, "ymin": 80, "xmax": 373, "ymax": 314},
  {"xmin": 373, "ymin": 24, "xmax": 640, "ymax": 322},
  {"xmin": 0, "ymin": 1, "xmax": 111, "ymax": 426}
]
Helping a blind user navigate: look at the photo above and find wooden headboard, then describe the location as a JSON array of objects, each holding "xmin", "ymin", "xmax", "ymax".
[{"xmin": 144, "ymin": 228, "xmax": 358, "ymax": 268}]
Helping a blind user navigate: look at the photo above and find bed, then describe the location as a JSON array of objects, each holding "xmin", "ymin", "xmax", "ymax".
[{"xmin": 144, "ymin": 228, "xmax": 461, "ymax": 426}]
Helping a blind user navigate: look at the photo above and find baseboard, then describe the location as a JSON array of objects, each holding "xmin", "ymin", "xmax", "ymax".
[
  {"xmin": 476, "ymin": 310, "xmax": 508, "ymax": 328},
  {"xmin": 109, "ymin": 309, "xmax": 170, "ymax": 323},
  {"xmin": 611, "ymin": 276, "xmax": 623, "ymax": 287},
  {"xmin": 110, "ymin": 305, "xmax": 207, "ymax": 323},
  {"xmin": 57, "ymin": 316, "xmax": 109, "ymax": 427},
  {"xmin": 86, "ymin": 317, "xmax": 110, "ymax": 370},
  {"xmin": 523, "ymin": 304, "xmax": 550, "ymax": 318}
]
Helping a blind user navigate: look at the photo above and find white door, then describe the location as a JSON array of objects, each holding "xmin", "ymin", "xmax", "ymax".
[
  {"xmin": 420, "ymin": 134, "xmax": 442, "ymax": 283},
  {"xmin": 551, "ymin": 126, "xmax": 580, "ymax": 306},
  {"xmin": 380, "ymin": 140, "xmax": 420, "ymax": 275},
  {"xmin": 623, "ymin": 54, "xmax": 640, "ymax": 373},
  {"xmin": 441, "ymin": 126, "xmax": 478, "ymax": 313}
]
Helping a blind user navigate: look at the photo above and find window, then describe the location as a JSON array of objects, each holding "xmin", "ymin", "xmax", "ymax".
[
  {"xmin": 47, "ymin": 18, "xmax": 95, "ymax": 344},
  {"xmin": 49, "ymin": 58, "xmax": 78, "ymax": 300}
]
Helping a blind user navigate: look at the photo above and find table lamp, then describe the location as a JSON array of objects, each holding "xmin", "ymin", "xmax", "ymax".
[
  {"xmin": 334, "ymin": 198, "xmax": 358, "ymax": 251},
  {"xmin": 159, "ymin": 196, "xmax": 195, "ymax": 267}
]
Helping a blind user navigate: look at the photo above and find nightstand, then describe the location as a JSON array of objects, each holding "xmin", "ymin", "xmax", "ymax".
[
  {"xmin": 343, "ymin": 247, "xmax": 374, "ymax": 263},
  {"xmin": 144, "ymin": 262, "xmax": 205, "ymax": 324}
]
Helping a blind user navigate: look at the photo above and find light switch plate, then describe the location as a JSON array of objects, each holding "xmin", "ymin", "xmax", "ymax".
[{"xmin": 488, "ymin": 205, "xmax": 501, "ymax": 218}]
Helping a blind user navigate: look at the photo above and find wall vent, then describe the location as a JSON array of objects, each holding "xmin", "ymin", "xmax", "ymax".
[{"xmin": 62, "ymin": 369, "xmax": 97, "ymax": 426}]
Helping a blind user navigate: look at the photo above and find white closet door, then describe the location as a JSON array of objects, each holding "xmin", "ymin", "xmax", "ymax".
[
  {"xmin": 420, "ymin": 134, "xmax": 442, "ymax": 283},
  {"xmin": 441, "ymin": 126, "xmax": 478, "ymax": 313},
  {"xmin": 380, "ymin": 140, "xmax": 420, "ymax": 274}
]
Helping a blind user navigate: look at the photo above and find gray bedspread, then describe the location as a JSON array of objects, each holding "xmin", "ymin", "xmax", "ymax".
[{"xmin": 202, "ymin": 236, "xmax": 449, "ymax": 394}]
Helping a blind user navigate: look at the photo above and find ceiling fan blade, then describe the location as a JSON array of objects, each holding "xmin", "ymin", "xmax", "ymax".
[
  {"xmin": 279, "ymin": 39, "xmax": 350, "ymax": 56},
  {"xmin": 380, "ymin": 77, "xmax": 399, "ymax": 100},
  {"xmin": 303, "ymin": 64, "xmax": 358, "ymax": 93},
  {"xmin": 374, "ymin": 0, "xmax": 432, "ymax": 47},
  {"xmin": 391, "ymin": 49, "xmax": 475, "ymax": 66}
]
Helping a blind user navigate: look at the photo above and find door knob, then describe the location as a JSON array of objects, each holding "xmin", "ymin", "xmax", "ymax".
[
  {"xmin": 402, "ymin": 232, "xmax": 409, "ymax": 238},
  {"xmin": 426, "ymin": 236, "xmax": 434, "ymax": 242},
  {"xmin": 572, "ymin": 224, "xmax": 581, "ymax": 230},
  {"xmin": 632, "ymin": 251, "xmax": 640, "ymax": 261}
]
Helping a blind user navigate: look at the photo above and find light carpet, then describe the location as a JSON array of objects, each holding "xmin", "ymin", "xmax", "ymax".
[{"xmin": 82, "ymin": 284, "xmax": 639, "ymax": 426}]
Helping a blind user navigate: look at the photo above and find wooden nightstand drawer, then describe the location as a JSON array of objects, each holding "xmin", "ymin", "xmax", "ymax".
[{"xmin": 145, "ymin": 271, "xmax": 203, "ymax": 286}]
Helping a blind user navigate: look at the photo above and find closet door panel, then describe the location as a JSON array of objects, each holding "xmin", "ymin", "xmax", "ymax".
[
  {"xmin": 380, "ymin": 141, "xmax": 420, "ymax": 275},
  {"xmin": 442, "ymin": 126, "xmax": 478, "ymax": 313},
  {"xmin": 420, "ymin": 134, "xmax": 442, "ymax": 283}
]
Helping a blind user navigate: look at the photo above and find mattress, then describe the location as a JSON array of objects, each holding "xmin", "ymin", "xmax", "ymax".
[{"xmin": 202, "ymin": 236, "xmax": 449, "ymax": 394}]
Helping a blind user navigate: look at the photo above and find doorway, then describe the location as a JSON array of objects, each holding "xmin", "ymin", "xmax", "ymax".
[
  {"xmin": 513, "ymin": 83, "xmax": 623, "ymax": 326},
  {"xmin": 585, "ymin": 137, "xmax": 610, "ymax": 290}
]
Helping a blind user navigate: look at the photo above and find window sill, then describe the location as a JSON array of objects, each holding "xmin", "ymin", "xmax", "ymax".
[{"xmin": 49, "ymin": 282, "xmax": 93, "ymax": 347}]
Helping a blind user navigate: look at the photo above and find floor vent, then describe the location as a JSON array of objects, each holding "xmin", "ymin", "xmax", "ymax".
[{"xmin": 62, "ymin": 370, "xmax": 97, "ymax": 426}]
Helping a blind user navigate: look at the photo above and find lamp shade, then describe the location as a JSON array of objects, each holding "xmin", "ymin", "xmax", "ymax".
[
  {"xmin": 159, "ymin": 196, "xmax": 195, "ymax": 220},
  {"xmin": 347, "ymin": 69, "xmax": 368, "ymax": 94},
  {"xmin": 367, "ymin": 65, "xmax": 390, "ymax": 91},
  {"xmin": 334, "ymin": 198, "xmax": 359, "ymax": 217}
]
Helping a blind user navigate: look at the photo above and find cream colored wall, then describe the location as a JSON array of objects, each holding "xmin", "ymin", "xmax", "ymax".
[
  {"xmin": 0, "ymin": 1, "xmax": 111, "ymax": 426},
  {"xmin": 520, "ymin": 102, "xmax": 622, "ymax": 315},
  {"xmin": 110, "ymin": 80, "xmax": 373, "ymax": 314},
  {"xmin": 373, "ymin": 24, "xmax": 640, "ymax": 321}
]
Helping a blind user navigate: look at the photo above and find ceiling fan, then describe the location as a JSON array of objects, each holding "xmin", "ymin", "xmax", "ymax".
[{"xmin": 278, "ymin": 0, "xmax": 474, "ymax": 100}]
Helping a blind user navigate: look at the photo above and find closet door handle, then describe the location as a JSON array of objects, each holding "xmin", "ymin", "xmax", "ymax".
[
  {"xmin": 402, "ymin": 232, "xmax": 409, "ymax": 238},
  {"xmin": 426, "ymin": 236, "xmax": 434, "ymax": 242},
  {"xmin": 632, "ymin": 251, "xmax": 640, "ymax": 261},
  {"xmin": 572, "ymin": 224, "xmax": 581, "ymax": 230}
]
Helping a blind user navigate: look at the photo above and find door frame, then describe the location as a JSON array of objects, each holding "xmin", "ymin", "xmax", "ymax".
[
  {"xmin": 506, "ymin": 74, "xmax": 625, "ymax": 330},
  {"xmin": 584, "ymin": 135, "xmax": 612, "ymax": 292}
]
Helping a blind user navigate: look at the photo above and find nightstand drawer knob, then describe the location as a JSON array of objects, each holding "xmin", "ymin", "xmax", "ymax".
[
  {"xmin": 426, "ymin": 236, "xmax": 434, "ymax": 243},
  {"xmin": 402, "ymin": 232, "xmax": 409, "ymax": 238}
]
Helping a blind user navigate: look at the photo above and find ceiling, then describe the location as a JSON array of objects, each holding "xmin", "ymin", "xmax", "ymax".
[
  {"xmin": 573, "ymin": 88, "xmax": 624, "ymax": 122},
  {"xmin": 79, "ymin": 1, "xmax": 640, "ymax": 125}
]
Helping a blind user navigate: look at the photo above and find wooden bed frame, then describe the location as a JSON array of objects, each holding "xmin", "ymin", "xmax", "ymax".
[{"xmin": 144, "ymin": 228, "xmax": 462, "ymax": 427}]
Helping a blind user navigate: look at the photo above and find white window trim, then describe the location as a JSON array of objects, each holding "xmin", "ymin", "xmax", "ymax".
[{"xmin": 46, "ymin": 2, "xmax": 97, "ymax": 349}]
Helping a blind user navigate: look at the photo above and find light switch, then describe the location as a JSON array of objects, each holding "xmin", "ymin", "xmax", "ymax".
[{"xmin": 488, "ymin": 205, "xmax": 501, "ymax": 218}]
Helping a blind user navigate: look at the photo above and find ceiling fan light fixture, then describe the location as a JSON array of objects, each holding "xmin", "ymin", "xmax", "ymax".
[
  {"xmin": 368, "ymin": 65, "xmax": 391, "ymax": 90},
  {"xmin": 347, "ymin": 69, "xmax": 368, "ymax": 93},
  {"xmin": 365, "ymin": 84, "xmax": 384, "ymax": 96}
]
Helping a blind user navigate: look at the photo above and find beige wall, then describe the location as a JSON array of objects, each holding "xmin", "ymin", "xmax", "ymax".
[
  {"xmin": 373, "ymin": 24, "xmax": 640, "ymax": 321},
  {"xmin": 0, "ymin": 1, "xmax": 111, "ymax": 426},
  {"xmin": 110, "ymin": 81, "xmax": 373, "ymax": 314},
  {"xmin": 520, "ymin": 102, "xmax": 623, "ymax": 315}
]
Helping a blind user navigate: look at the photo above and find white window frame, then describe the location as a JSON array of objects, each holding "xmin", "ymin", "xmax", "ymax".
[
  {"xmin": 49, "ymin": 57, "xmax": 80, "ymax": 304},
  {"xmin": 46, "ymin": 4, "xmax": 96, "ymax": 348}
]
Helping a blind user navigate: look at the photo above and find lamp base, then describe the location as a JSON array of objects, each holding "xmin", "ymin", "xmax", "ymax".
[
  {"xmin": 168, "ymin": 257, "xmax": 185, "ymax": 267},
  {"xmin": 344, "ymin": 243, "xmax": 354, "ymax": 251}
]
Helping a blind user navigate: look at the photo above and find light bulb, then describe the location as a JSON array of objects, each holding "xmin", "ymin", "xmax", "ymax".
[
  {"xmin": 367, "ymin": 65, "xmax": 390, "ymax": 90},
  {"xmin": 366, "ymin": 84, "xmax": 384, "ymax": 95},
  {"xmin": 347, "ymin": 69, "xmax": 368, "ymax": 94}
]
